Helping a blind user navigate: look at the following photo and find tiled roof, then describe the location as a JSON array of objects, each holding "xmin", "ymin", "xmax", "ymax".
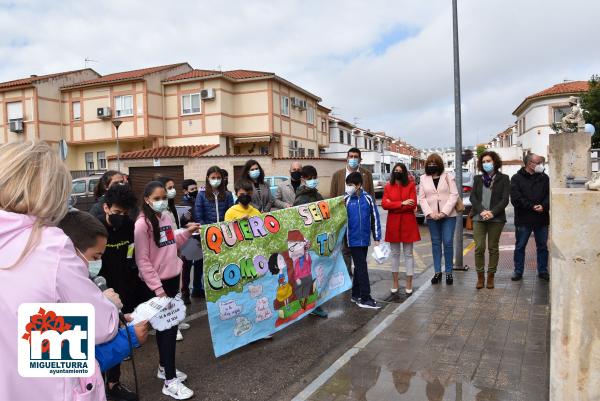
[
  {"xmin": 0, "ymin": 68, "xmax": 97, "ymax": 90},
  {"xmin": 513, "ymin": 81, "xmax": 589, "ymax": 115},
  {"xmin": 63, "ymin": 63, "xmax": 189, "ymax": 88},
  {"xmin": 164, "ymin": 69, "xmax": 274, "ymax": 82},
  {"xmin": 108, "ymin": 144, "xmax": 218, "ymax": 160}
]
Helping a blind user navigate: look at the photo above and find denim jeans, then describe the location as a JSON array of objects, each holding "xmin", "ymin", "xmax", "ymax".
[
  {"xmin": 513, "ymin": 225, "xmax": 548, "ymax": 275},
  {"xmin": 427, "ymin": 216, "xmax": 457, "ymax": 273},
  {"xmin": 350, "ymin": 246, "xmax": 372, "ymax": 300}
]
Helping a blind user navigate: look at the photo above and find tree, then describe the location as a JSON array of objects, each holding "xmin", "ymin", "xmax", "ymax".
[
  {"xmin": 476, "ymin": 145, "xmax": 486, "ymax": 157},
  {"xmin": 581, "ymin": 75, "xmax": 600, "ymax": 148}
]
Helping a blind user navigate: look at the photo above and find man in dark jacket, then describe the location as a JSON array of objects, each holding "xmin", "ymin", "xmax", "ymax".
[{"xmin": 510, "ymin": 153, "xmax": 550, "ymax": 281}]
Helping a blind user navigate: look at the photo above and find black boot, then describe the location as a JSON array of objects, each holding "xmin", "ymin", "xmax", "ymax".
[
  {"xmin": 446, "ymin": 273, "xmax": 453, "ymax": 285},
  {"xmin": 431, "ymin": 273, "xmax": 442, "ymax": 284}
]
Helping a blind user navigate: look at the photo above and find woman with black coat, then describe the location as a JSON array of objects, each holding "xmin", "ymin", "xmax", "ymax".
[{"xmin": 469, "ymin": 151, "xmax": 510, "ymax": 289}]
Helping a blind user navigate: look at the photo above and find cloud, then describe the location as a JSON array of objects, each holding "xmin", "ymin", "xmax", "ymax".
[{"xmin": 0, "ymin": 0, "xmax": 599, "ymax": 148}]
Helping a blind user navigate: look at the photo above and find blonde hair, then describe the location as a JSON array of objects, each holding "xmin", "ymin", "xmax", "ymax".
[{"xmin": 0, "ymin": 141, "xmax": 72, "ymax": 269}]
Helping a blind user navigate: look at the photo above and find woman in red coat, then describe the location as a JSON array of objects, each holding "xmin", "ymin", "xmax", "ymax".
[{"xmin": 382, "ymin": 162, "xmax": 421, "ymax": 295}]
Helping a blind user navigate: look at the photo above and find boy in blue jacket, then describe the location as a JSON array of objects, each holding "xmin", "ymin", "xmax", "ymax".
[{"xmin": 345, "ymin": 172, "xmax": 382, "ymax": 309}]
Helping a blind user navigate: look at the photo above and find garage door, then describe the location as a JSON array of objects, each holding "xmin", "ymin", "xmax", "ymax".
[{"xmin": 128, "ymin": 166, "xmax": 185, "ymax": 205}]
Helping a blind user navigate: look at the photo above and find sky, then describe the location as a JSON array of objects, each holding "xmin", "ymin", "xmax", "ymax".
[{"xmin": 1, "ymin": 0, "xmax": 599, "ymax": 148}]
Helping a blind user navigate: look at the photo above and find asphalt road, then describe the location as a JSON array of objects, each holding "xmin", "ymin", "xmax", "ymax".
[{"xmin": 118, "ymin": 204, "xmax": 436, "ymax": 401}]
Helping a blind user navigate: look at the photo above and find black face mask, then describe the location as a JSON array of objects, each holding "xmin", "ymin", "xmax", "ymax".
[
  {"xmin": 291, "ymin": 171, "xmax": 302, "ymax": 181},
  {"xmin": 187, "ymin": 190, "xmax": 198, "ymax": 199},
  {"xmin": 238, "ymin": 194, "xmax": 252, "ymax": 206},
  {"xmin": 425, "ymin": 165, "xmax": 439, "ymax": 175},
  {"xmin": 108, "ymin": 213, "xmax": 129, "ymax": 230},
  {"xmin": 394, "ymin": 171, "xmax": 408, "ymax": 183}
]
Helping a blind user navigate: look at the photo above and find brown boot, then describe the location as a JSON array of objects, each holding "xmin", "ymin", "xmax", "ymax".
[
  {"xmin": 476, "ymin": 272, "xmax": 485, "ymax": 289},
  {"xmin": 486, "ymin": 272, "xmax": 495, "ymax": 289}
]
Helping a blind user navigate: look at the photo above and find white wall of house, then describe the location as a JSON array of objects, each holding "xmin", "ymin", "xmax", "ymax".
[{"xmin": 322, "ymin": 120, "xmax": 355, "ymax": 159}]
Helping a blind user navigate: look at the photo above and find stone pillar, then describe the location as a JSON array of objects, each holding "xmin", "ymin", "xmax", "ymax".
[
  {"xmin": 548, "ymin": 132, "xmax": 591, "ymax": 188},
  {"xmin": 550, "ymin": 188, "xmax": 600, "ymax": 401}
]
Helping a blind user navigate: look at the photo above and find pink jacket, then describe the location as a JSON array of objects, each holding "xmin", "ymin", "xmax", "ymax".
[
  {"xmin": 134, "ymin": 211, "xmax": 191, "ymax": 296},
  {"xmin": 0, "ymin": 210, "xmax": 118, "ymax": 401},
  {"xmin": 418, "ymin": 173, "xmax": 459, "ymax": 218}
]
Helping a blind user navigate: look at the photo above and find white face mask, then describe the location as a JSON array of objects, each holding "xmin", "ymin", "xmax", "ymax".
[
  {"xmin": 209, "ymin": 179, "xmax": 222, "ymax": 188},
  {"xmin": 166, "ymin": 188, "xmax": 176, "ymax": 199},
  {"xmin": 345, "ymin": 185, "xmax": 356, "ymax": 195},
  {"xmin": 534, "ymin": 164, "xmax": 545, "ymax": 174},
  {"xmin": 150, "ymin": 200, "xmax": 168, "ymax": 213},
  {"xmin": 77, "ymin": 249, "xmax": 102, "ymax": 278}
]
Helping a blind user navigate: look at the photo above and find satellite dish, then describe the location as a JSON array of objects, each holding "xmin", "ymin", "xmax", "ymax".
[{"xmin": 59, "ymin": 139, "xmax": 68, "ymax": 161}]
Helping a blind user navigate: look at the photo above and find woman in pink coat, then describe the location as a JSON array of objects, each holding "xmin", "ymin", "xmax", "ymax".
[
  {"xmin": 418, "ymin": 153, "xmax": 459, "ymax": 286},
  {"xmin": 382, "ymin": 163, "xmax": 421, "ymax": 295},
  {"xmin": 0, "ymin": 141, "xmax": 119, "ymax": 401}
]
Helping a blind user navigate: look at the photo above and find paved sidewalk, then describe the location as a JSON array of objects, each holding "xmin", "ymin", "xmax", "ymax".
[{"xmin": 293, "ymin": 266, "xmax": 550, "ymax": 401}]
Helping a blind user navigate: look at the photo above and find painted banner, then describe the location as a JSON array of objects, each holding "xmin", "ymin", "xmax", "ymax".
[{"xmin": 200, "ymin": 196, "xmax": 351, "ymax": 357}]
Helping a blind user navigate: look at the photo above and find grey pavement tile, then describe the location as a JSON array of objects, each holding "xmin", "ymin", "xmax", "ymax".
[
  {"xmin": 308, "ymin": 389, "xmax": 338, "ymax": 401},
  {"xmin": 472, "ymin": 375, "xmax": 497, "ymax": 388}
]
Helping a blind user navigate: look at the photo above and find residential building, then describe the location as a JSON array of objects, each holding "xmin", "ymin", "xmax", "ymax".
[
  {"xmin": 321, "ymin": 117, "xmax": 356, "ymax": 159},
  {"xmin": 485, "ymin": 126, "xmax": 523, "ymax": 178},
  {"xmin": 0, "ymin": 69, "xmax": 100, "ymax": 145},
  {"xmin": 60, "ymin": 63, "xmax": 192, "ymax": 170},
  {"xmin": 512, "ymin": 80, "xmax": 589, "ymax": 161},
  {"xmin": 0, "ymin": 63, "xmax": 331, "ymax": 173}
]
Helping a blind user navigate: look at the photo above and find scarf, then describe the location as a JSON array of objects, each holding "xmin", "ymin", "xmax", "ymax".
[{"xmin": 482, "ymin": 172, "xmax": 495, "ymax": 188}]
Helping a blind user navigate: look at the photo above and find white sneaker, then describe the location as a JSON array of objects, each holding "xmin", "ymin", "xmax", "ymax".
[
  {"xmin": 176, "ymin": 329, "xmax": 183, "ymax": 341},
  {"xmin": 162, "ymin": 379, "xmax": 194, "ymax": 400},
  {"xmin": 179, "ymin": 322, "xmax": 190, "ymax": 330},
  {"xmin": 157, "ymin": 366, "xmax": 188, "ymax": 382}
]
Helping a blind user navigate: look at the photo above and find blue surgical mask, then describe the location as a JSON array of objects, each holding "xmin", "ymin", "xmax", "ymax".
[
  {"xmin": 249, "ymin": 169, "xmax": 261, "ymax": 180},
  {"xmin": 306, "ymin": 179, "xmax": 319, "ymax": 189},
  {"xmin": 482, "ymin": 162, "xmax": 494, "ymax": 173},
  {"xmin": 348, "ymin": 158, "xmax": 359, "ymax": 169},
  {"xmin": 150, "ymin": 200, "xmax": 168, "ymax": 213},
  {"xmin": 209, "ymin": 179, "xmax": 221, "ymax": 188},
  {"xmin": 77, "ymin": 249, "xmax": 102, "ymax": 278}
]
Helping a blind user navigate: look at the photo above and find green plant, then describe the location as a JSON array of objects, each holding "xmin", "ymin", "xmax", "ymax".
[{"xmin": 581, "ymin": 75, "xmax": 600, "ymax": 148}]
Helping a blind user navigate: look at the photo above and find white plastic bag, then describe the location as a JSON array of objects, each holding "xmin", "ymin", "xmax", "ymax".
[{"xmin": 372, "ymin": 242, "xmax": 391, "ymax": 264}]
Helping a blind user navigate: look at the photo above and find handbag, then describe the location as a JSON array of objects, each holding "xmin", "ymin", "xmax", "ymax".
[{"xmin": 445, "ymin": 173, "xmax": 465, "ymax": 213}]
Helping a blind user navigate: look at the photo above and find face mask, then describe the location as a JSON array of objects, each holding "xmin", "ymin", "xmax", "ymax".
[
  {"xmin": 425, "ymin": 165, "xmax": 439, "ymax": 175},
  {"xmin": 238, "ymin": 194, "xmax": 252, "ymax": 206},
  {"xmin": 345, "ymin": 185, "xmax": 356, "ymax": 195},
  {"xmin": 249, "ymin": 169, "xmax": 261, "ymax": 180},
  {"xmin": 149, "ymin": 200, "xmax": 168, "ymax": 213},
  {"xmin": 77, "ymin": 249, "xmax": 102, "ymax": 278},
  {"xmin": 291, "ymin": 171, "xmax": 302, "ymax": 181},
  {"xmin": 209, "ymin": 179, "xmax": 221, "ymax": 188},
  {"xmin": 108, "ymin": 213, "xmax": 128, "ymax": 230},
  {"xmin": 166, "ymin": 188, "xmax": 176, "ymax": 199},
  {"xmin": 482, "ymin": 162, "xmax": 494, "ymax": 173},
  {"xmin": 188, "ymin": 190, "xmax": 198, "ymax": 199},
  {"xmin": 534, "ymin": 164, "xmax": 545, "ymax": 174},
  {"xmin": 348, "ymin": 158, "xmax": 359, "ymax": 169},
  {"xmin": 306, "ymin": 179, "xmax": 319, "ymax": 189}
]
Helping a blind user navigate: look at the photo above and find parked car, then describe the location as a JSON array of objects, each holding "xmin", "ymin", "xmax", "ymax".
[
  {"xmin": 71, "ymin": 174, "xmax": 103, "ymax": 212},
  {"xmin": 264, "ymin": 175, "xmax": 289, "ymax": 198},
  {"xmin": 415, "ymin": 170, "xmax": 473, "ymax": 226},
  {"xmin": 372, "ymin": 173, "xmax": 390, "ymax": 198}
]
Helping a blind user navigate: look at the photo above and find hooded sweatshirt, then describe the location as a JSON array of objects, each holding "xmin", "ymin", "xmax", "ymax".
[
  {"xmin": 134, "ymin": 211, "xmax": 191, "ymax": 295},
  {"xmin": 0, "ymin": 210, "xmax": 118, "ymax": 401}
]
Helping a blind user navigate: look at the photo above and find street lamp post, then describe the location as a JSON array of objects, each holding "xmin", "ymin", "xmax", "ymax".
[
  {"xmin": 112, "ymin": 120, "xmax": 122, "ymax": 171},
  {"xmin": 452, "ymin": 0, "xmax": 466, "ymax": 270}
]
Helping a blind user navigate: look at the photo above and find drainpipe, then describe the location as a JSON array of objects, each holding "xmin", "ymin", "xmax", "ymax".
[{"xmin": 161, "ymin": 84, "xmax": 166, "ymax": 146}]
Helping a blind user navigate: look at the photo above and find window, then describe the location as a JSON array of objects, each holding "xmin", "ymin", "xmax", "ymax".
[
  {"xmin": 114, "ymin": 95, "xmax": 133, "ymax": 117},
  {"xmin": 298, "ymin": 148, "xmax": 306, "ymax": 157},
  {"xmin": 321, "ymin": 119, "xmax": 327, "ymax": 132},
  {"xmin": 72, "ymin": 101, "xmax": 81, "ymax": 120},
  {"xmin": 259, "ymin": 145, "xmax": 269, "ymax": 155},
  {"xmin": 553, "ymin": 106, "xmax": 571, "ymax": 123},
  {"xmin": 89, "ymin": 179, "xmax": 99, "ymax": 193},
  {"xmin": 374, "ymin": 141, "xmax": 379, "ymax": 151},
  {"xmin": 355, "ymin": 137, "xmax": 358, "ymax": 147},
  {"xmin": 281, "ymin": 96, "xmax": 290, "ymax": 116},
  {"xmin": 307, "ymin": 107, "xmax": 315, "ymax": 124},
  {"xmin": 347, "ymin": 132, "xmax": 351, "ymax": 145},
  {"xmin": 71, "ymin": 181, "xmax": 86, "ymax": 195},
  {"xmin": 308, "ymin": 149, "xmax": 315, "ymax": 157},
  {"xmin": 7, "ymin": 101, "xmax": 23, "ymax": 121},
  {"xmin": 339, "ymin": 130, "xmax": 344, "ymax": 143},
  {"xmin": 97, "ymin": 151, "xmax": 106, "ymax": 170},
  {"xmin": 85, "ymin": 152, "xmax": 94, "ymax": 170},
  {"xmin": 182, "ymin": 93, "xmax": 201, "ymax": 115}
]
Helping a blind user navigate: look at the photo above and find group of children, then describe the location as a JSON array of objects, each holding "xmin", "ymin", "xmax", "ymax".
[{"xmin": 58, "ymin": 161, "xmax": 382, "ymax": 401}]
